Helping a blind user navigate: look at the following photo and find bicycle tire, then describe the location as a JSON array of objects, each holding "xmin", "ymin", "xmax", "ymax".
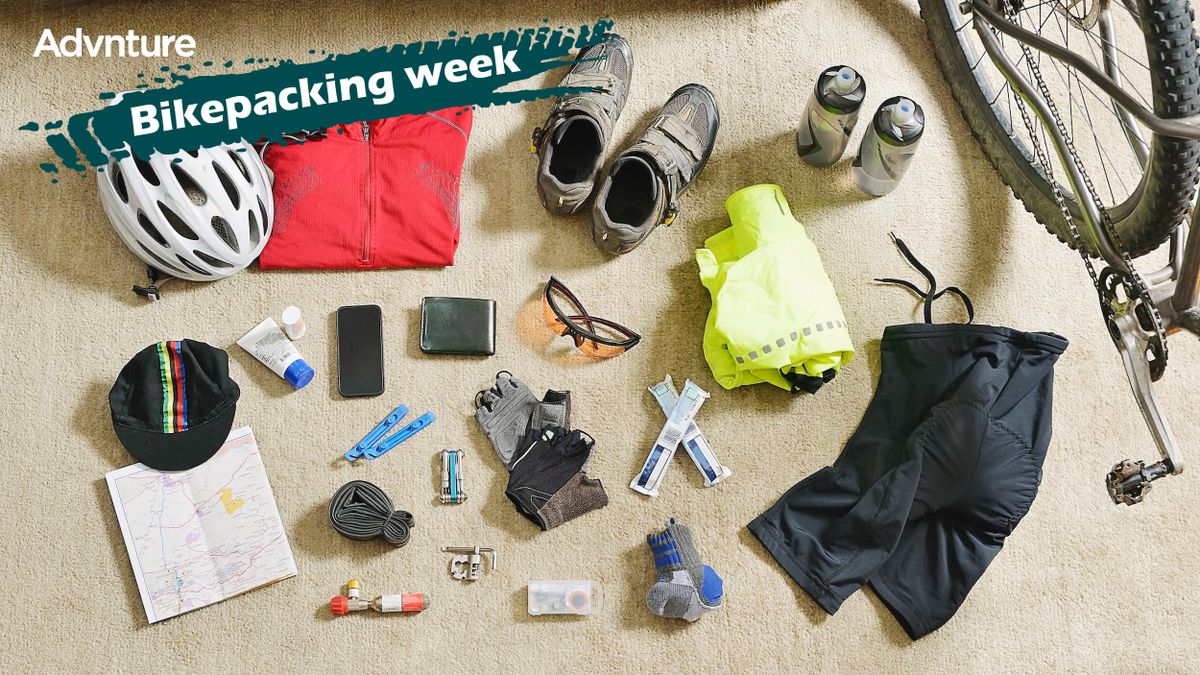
[{"xmin": 919, "ymin": 0, "xmax": 1200, "ymax": 259}]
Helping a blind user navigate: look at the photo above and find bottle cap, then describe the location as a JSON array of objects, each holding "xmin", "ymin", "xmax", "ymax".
[
  {"xmin": 891, "ymin": 98, "xmax": 917, "ymax": 126},
  {"xmin": 284, "ymin": 359, "xmax": 315, "ymax": 389},
  {"xmin": 830, "ymin": 67, "xmax": 860, "ymax": 96},
  {"xmin": 281, "ymin": 306, "xmax": 306, "ymax": 340}
]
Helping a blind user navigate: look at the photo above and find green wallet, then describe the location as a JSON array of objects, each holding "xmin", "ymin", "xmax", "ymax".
[{"xmin": 419, "ymin": 297, "xmax": 496, "ymax": 355}]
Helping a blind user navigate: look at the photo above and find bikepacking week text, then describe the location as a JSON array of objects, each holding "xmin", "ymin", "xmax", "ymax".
[
  {"xmin": 29, "ymin": 20, "xmax": 614, "ymax": 174},
  {"xmin": 132, "ymin": 46, "xmax": 521, "ymax": 135}
]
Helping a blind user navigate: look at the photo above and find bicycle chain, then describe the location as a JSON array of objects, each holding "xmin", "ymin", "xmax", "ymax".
[{"xmin": 998, "ymin": 4, "xmax": 1168, "ymax": 380}]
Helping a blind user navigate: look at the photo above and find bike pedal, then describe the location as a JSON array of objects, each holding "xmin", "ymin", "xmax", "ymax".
[
  {"xmin": 1106, "ymin": 458, "xmax": 1172, "ymax": 506},
  {"xmin": 1107, "ymin": 460, "xmax": 1148, "ymax": 506}
]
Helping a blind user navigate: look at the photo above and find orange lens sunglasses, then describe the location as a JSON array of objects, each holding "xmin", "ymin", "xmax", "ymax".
[{"xmin": 542, "ymin": 277, "xmax": 641, "ymax": 358}]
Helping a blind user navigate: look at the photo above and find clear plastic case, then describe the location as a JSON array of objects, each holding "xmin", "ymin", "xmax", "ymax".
[{"xmin": 527, "ymin": 580, "xmax": 603, "ymax": 616}]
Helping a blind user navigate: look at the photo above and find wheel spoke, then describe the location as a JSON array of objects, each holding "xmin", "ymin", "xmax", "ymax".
[
  {"xmin": 933, "ymin": 0, "xmax": 1197, "ymax": 262},
  {"xmin": 1040, "ymin": 38, "xmax": 1136, "ymax": 202},
  {"xmin": 1075, "ymin": 19, "xmax": 1155, "ymax": 143},
  {"xmin": 1081, "ymin": 24, "xmax": 1150, "ymax": 72},
  {"xmin": 1077, "ymin": 73, "xmax": 1131, "ymax": 202},
  {"xmin": 1044, "ymin": 25, "xmax": 1153, "ymax": 135},
  {"xmin": 971, "ymin": 42, "xmax": 992, "ymax": 72},
  {"xmin": 989, "ymin": 79, "xmax": 1011, "ymax": 107},
  {"xmin": 990, "ymin": 1, "xmax": 1150, "ymax": 207}
]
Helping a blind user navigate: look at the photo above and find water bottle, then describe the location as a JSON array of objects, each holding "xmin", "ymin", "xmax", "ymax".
[
  {"xmin": 852, "ymin": 96, "xmax": 925, "ymax": 196},
  {"xmin": 796, "ymin": 65, "xmax": 866, "ymax": 167}
]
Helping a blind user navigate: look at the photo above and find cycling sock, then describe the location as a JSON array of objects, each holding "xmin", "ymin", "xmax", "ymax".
[{"xmin": 646, "ymin": 518, "xmax": 723, "ymax": 621}]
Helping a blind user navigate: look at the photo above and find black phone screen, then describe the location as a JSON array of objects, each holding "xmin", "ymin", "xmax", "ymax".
[{"xmin": 336, "ymin": 304, "xmax": 384, "ymax": 397}]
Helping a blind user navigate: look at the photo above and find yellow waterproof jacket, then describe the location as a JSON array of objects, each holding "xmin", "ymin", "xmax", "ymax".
[{"xmin": 696, "ymin": 184, "xmax": 854, "ymax": 393}]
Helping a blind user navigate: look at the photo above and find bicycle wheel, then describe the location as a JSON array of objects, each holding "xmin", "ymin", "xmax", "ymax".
[{"xmin": 919, "ymin": 0, "xmax": 1200, "ymax": 258}]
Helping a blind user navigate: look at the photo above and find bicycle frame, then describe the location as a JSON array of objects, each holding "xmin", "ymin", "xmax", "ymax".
[{"xmin": 963, "ymin": 0, "xmax": 1200, "ymax": 491}]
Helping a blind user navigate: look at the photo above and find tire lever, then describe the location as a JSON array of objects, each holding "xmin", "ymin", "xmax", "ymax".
[{"xmin": 363, "ymin": 412, "xmax": 436, "ymax": 459}]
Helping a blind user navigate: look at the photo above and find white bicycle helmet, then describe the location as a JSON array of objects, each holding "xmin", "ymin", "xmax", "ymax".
[{"xmin": 98, "ymin": 141, "xmax": 274, "ymax": 286}]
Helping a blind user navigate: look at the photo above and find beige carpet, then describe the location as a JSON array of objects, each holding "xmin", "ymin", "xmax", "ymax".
[{"xmin": 3, "ymin": 1, "xmax": 1200, "ymax": 672}]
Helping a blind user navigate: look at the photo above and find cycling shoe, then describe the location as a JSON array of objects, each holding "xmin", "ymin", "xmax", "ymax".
[
  {"xmin": 590, "ymin": 83, "xmax": 719, "ymax": 254},
  {"xmin": 531, "ymin": 34, "xmax": 633, "ymax": 216}
]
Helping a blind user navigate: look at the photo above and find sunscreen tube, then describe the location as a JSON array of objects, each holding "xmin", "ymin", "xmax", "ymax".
[{"xmin": 238, "ymin": 317, "xmax": 315, "ymax": 389}]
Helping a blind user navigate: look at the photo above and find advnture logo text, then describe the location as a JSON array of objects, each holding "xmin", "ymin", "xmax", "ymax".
[{"xmin": 33, "ymin": 28, "xmax": 196, "ymax": 58}]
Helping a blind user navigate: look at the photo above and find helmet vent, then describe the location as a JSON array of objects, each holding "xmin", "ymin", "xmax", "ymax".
[
  {"xmin": 211, "ymin": 215, "xmax": 240, "ymax": 253},
  {"xmin": 247, "ymin": 209, "xmax": 261, "ymax": 247},
  {"xmin": 258, "ymin": 196, "xmax": 270, "ymax": 237},
  {"xmin": 212, "ymin": 162, "xmax": 241, "ymax": 209},
  {"xmin": 112, "ymin": 165, "xmax": 129, "ymax": 203},
  {"xmin": 194, "ymin": 250, "xmax": 234, "ymax": 268},
  {"xmin": 133, "ymin": 156, "xmax": 160, "ymax": 186},
  {"xmin": 171, "ymin": 164, "xmax": 207, "ymax": 206},
  {"xmin": 137, "ymin": 242, "xmax": 186, "ymax": 275},
  {"xmin": 175, "ymin": 255, "xmax": 213, "ymax": 276},
  {"xmin": 136, "ymin": 209, "xmax": 168, "ymax": 247},
  {"xmin": 228, "ymin": 149, "xmax": 252, "ymax": 183},
  {"xmin": 158, "ymin": 201, "xmax": 199, "ymax": 240}
]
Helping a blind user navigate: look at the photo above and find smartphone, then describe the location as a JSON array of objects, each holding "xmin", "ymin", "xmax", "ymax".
[{"xmin": 336, "ymin": 304, "xmax": 385, "ymax": 397}]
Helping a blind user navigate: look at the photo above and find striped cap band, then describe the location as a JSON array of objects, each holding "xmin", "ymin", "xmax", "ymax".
[{"xmin": 156, "ymin": 340, "xmax": 189, "ymax": 433}]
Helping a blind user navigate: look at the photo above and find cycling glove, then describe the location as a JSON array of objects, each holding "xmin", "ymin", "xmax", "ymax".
[
  {"xmin": 506, "ymin": 426, "xmax": 608, "ymax": 530},
  {"xmin": 475, "ymin": 372, "xmax": 539, "ymax": 467}
]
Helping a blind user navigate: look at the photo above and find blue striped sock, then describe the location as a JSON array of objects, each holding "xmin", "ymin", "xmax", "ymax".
[{"xmin": 645, "ymin": 518, "xmax": 722, "ymax": 621}]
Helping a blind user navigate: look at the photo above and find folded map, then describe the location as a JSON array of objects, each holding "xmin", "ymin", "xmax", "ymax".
[{"xmin": 105, "ymin": 426, "xmax": 296, "ymax": 623}]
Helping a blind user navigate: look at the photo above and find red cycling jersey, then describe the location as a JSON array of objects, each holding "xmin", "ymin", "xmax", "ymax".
[{"xmin": 260, "ymin": 107, "xmax": 472, "ymax": 269}]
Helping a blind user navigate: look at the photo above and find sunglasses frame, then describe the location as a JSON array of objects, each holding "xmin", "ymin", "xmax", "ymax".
[{"xmin": 544, "ymin": 277, "xmax": 641, "ymax": 350}]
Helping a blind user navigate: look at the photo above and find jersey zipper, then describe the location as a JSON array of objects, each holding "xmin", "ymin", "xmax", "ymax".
[{"xmin": 361, "ymin": 121, "xmax": 373, "ymax": 264}]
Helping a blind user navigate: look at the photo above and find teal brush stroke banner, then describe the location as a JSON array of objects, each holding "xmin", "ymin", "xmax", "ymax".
[{"xmin": 27, "ymin": 19, "xmax": 613, "ymax": 174}]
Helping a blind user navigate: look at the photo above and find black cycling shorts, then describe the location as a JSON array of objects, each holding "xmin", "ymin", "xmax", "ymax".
[{"xmin": 749, "ymin": 236, "xmax": 1068, "ymax": 639}]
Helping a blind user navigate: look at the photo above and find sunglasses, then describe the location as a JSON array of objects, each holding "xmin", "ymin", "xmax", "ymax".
[{"xmin": 542, "ymin": 277, "xmax": 641, "ymax": 358}]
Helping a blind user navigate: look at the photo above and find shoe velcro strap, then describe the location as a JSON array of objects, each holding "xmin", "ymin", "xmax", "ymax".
[
  {"xmin": 655, "ymin": 116, "xmax": 706, "ymax": 163},
  {"xmin": 629, "ymin": 139, "xmax": 680, "ymax": 179},
  {"xmin": 635, "ymin": 122, "xmax": 700, "ymax": 187},
  {"xmin": 553, "ymin": 95, "xmax": 616, "ymax": 130},
  {"xmin": 556, "ymin": 94, "xmax": 612, "ymax": 120},
  {"xmin": 537, "ymin": 103, "xmax": 614, "ymax": 153},
  {"xmin": 557, "ymin": 73, "xmax": 621, "ymax": 119},
  {"xmin": 561, "ymin": 72, "xmax": 617, "ymax": 91},
  {"xmin": 634, "ymin": 129, "xmax": 697, "ymax": 188}
]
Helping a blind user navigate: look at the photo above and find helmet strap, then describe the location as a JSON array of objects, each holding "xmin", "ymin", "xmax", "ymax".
[{"xmin": 132, "ymin": 266, "xmax": 169, "ymax": 301}]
